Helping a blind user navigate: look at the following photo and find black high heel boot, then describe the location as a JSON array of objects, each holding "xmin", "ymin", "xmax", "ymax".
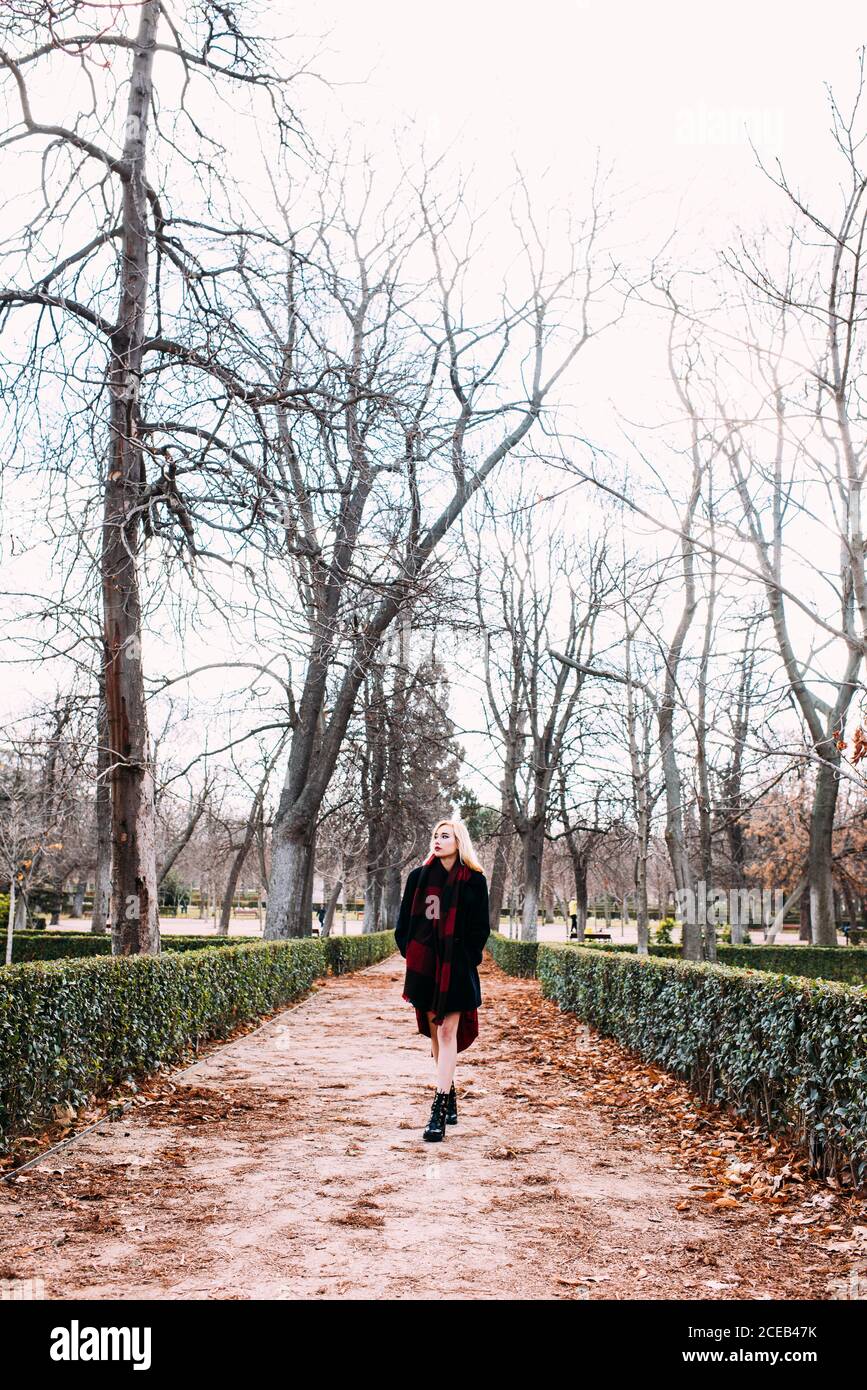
[
  {"xmin": 423, "ymin": 1088, "xmax": 449, "ymax": 1142},
  {"xmin": 446, "ymin": 1083, "xmax": 458, "ymax": 1125}
]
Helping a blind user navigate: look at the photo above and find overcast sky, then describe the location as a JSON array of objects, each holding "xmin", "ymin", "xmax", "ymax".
[
  {"xmin": 2, "ymin": 2, "xmax": 865, "ymax": 814},
  {"xmin": 310, "ymin": 1, "xmax": 866, "ymax": 229}
]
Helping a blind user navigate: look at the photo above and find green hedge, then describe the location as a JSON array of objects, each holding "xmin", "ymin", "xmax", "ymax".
[
  {"xmin": 0, "ymin": 931, "xmax": 394, "ymax": 1152},
  {"xmin": 3, "ymin": 931, "xmax": 261, "ymax": 964},
  {"xmin": 486, "ymin": 932, "xmax": 867, "ymax": 987},
  {"xmin": 323, "ymin": 931, "xmax": 397, "ymax": 975},
  {"xmin": 6, "ymin": 930, "xmax": 402, "ymax": 967},
  {"xmin": 535, "ymin": 943, "xmax": 867, "ymax": 1183},
  {"xmin": 486, "ymin": 932, "xmax": 540, "ymax": 977},
  {"xmin": 575, "ymin": 940, "xmax": 867, "ymax": 987}
]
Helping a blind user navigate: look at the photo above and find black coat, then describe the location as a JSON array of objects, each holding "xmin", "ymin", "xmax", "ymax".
[{"xmin": 394, "ymin": 863, "xmax": 491, "ymax": 1013}]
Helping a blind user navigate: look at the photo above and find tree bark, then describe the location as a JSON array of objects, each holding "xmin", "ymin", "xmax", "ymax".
[
  {"xmin": 488, "ymin": 781, "xmax": 517, "ymax": 934},
  {"xmin": 624, "ymin": 620, "xmax": 651, "ymax": 956},
  {"xmin": 218, "ymin": 830, "xmax": 254, "ymax": 937},
  {"xmin": 90, "ymin": 683, "xmax": 112, "ymax": 934},
  {"xmin": 321, "ymin": 879, "xmax": 343, "ymax": 937},
  {"xmin": 808, "ymin": 758, "xmax": 842, "ymax": 946},
  {"xmin": 382, "ymin": 861, "xmax": 401, "ymax": 932},
  {"xmin": 799, "ymin": 887, "xmax": 812, "ymax": 942},
  {"xmin": 5, "ymin": 872, "xmax": 15, "ymax": 967},
  {"xmin": 72, "ymin": 878, "xmax": 86, "ymax": 919},
  {"xmin": 103, "ymin": 0, "xmax": 161, "ymax": 956},
  {"xmin": 519, "ymin": 818, "xmax": 546, "ymax": 942},
  {"xmin": 301, "ymin": 821, "xmax": 317, "ymax": 934},
  {"xmin": 573, "ymin": 853, "xmax": 589, "ymax": 941}
]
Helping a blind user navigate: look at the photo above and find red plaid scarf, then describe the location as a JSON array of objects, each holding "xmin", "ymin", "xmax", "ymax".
[{"xmin": 402, "ymin": 853, "xmax": 479, "ymax": 1052}]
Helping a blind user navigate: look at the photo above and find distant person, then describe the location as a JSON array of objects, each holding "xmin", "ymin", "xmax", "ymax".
[
  {"xmin": 394, "ymin": 819, "xmax": 490, "ymax": 1143},
  {"xmin": 317, "ymin": 906, "xmax": 325, "ymax": 929},
  {"xmin": 569, "ymin": 897, "xmax": 578, "ymax": 938}
]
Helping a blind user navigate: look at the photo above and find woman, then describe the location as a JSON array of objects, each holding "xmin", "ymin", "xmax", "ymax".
[{"xmin": 394, "ymin": 819, "xmax": 491, "ymax": 1142}]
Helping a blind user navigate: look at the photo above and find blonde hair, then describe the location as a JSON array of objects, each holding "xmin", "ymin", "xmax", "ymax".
[{"xmin": 426, "ymin": 818, "xmax": 484, "ymax": 873}]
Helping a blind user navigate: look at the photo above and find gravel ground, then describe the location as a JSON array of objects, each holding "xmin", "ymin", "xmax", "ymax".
[{"xmin": 1, "ymin": 952, "xmax": 863, "ymax": 1300}]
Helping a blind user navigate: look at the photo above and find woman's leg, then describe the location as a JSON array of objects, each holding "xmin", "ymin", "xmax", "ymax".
[
  {"xmin": 427, "ymin": 1011, "xmax": 439, "ymax": 1069},
  {"xmin": 434, "ymin": 1012, "xmax": 460, "ymax": 1093}
]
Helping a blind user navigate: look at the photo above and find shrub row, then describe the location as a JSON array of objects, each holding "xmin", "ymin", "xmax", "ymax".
[
  {"xmin": 533, "ymin": 943, "xmax": 867, "ymax": 1183},
  {"xmin": 5, "ymin": 929, "xmax": 396, "ymax": 967},
  {"xmin": 486, "ymin": 932, "xmax": 867, "ymax": 987},
  {"xmin": 4, "ymin": 932, "xmax": 261, "ymax": 964},
  {"xmin": 577, "ymin": 939, "xmax": 867, "ymax": 986},
  {"xmin": 323, "ymin": 931, "xmax": 398, "ymax": 975},
  {"xmin": 0, "ymin": 931, "xmax": 395, "ymax": 1152},
  {"xmin": 486, "ymin": 932, "xmax": 540, "ymax": 977}
]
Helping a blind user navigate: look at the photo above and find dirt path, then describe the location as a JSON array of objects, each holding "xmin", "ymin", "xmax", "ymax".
[{"xmin": 1, "ymin": 953, "xmax": 863, "ymax": 1300}]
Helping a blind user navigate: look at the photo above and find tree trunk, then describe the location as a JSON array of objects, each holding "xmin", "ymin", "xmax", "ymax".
[
  {"xmin": 660, "ymin": 701, "xmax": 699, "ymax": 959},
  {"xmin": 765, "ymin": 874, "xmax": 807, "ymax": 944},
  {"xmin": 90, "ymin": 683, "xmax": 112, "ymax": 934},
  {"xmin": 507, "ymin": 884, "xmax": 517, "ymax": 936},
  {"xmin": 218, "ymin": 840, "xmax": 248, "ymax": 936},
  {"xmin": 635, "ymin": 856, "xmax": 649, "ymax": 955},
  {"xmin": 380, "ymin": 613, "xmax": 409, "ymax": 936},
  {"xmin": 103, "ymin": 0, "xmax": 161, "ymax": 956},
  {"xmin": 519, "ymin": 820, "xmax": 545, "ymax": 941},
  {"xmin": 841, "ymin": 880, "xmax": 859, "ymax": 933},
  {"xmin": 382, "ymin": 860, "xmax": 401, "ymax": 931},
  {"xmin": 72, "ymin": 878, "xmax": 86, "ymax": 919},
  {"xmin": 218, "ymin": 779, "xmax": 270, "ymax": 937},
  {"xmin": 575, "ymin": 855, "xmax": 589, "ymax": 941},
  {"xmin": 362, "ymin": 867, "xmax": 382, "ymax": 934},
  {"xmin": 489, "ymin": 764, "xmax": 518, "ymax": 933},
  {"xmin": 808, "ymin": 757, "xmax": 841, "ymax": 945},
  {"xmin": 256, "ymin": 802, "xmax": 268, "ymax": 895},
  {"xmin": 322, "ymin": 879, "xmax": 343, "ymax": 937},
  {"xmin": 5, "ymin": 872, "xmax": 15, "ymax": 967},
  {"xmin": 265, "ymin": 819, "xmax": 312, "ymax": 938},
  {"xmin": 624, "ymin": 629, "xmax": 651, "ymax": 958},
  {"xmin": 301, "ymin": 823, "xmax": 317, "ymax": 935}
]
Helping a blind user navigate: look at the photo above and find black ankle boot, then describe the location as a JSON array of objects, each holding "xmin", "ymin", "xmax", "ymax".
[
  {"xmin": 446, "ymin": 1083, "xmax": 458, "ymax": 1125},
  {"xmin": 423, "ymin": 1088, "xmax": 449, "ymax": 1142}
]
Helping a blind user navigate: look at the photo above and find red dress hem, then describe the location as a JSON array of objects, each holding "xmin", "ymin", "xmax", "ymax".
[{"xmin": 402, "ymin": 995, "xmax": 479, "ymax": 1052}]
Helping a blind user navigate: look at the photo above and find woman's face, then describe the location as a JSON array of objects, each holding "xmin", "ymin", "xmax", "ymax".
[{"xmin": 433, "ymin": 823, "xmax": 457, "ymax": 860}]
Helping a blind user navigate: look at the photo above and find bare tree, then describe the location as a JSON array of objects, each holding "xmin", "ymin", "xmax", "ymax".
[
  {"xmin": 0, "ymin": 2, "xmax": 304, "ymax": 952},
  {"xmin": 248, "ymin": 163, "xmax": 621, "ymax": 937},
  {"xmin": 474, "ymin": 480, "xmax": 612, "ymax": 939}
]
